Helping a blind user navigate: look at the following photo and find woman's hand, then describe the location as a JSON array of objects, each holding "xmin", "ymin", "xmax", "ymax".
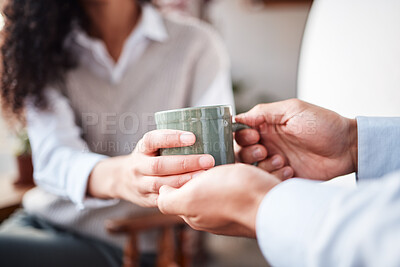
[{"xmin": 88, "ymin": 130, "xmax": 215, "ymax": 207}]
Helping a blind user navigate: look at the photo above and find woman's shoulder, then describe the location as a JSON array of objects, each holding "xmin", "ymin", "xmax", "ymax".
[
  {"xmin": 162, "ymin": 13, "xmax": 229, "ymax": 63},
  {"xmin": 163, "ymin": 14, "xmax": 224, "ymax": 48}
]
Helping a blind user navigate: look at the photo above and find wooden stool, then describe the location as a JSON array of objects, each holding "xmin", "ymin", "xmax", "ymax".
[{"xmin": 106, "ymin": 211, "xmax": 198, "ymax": 267}]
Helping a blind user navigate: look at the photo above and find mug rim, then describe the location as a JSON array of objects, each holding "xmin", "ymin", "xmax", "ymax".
[{"xmin": 155, "ymin": 105, "xmax": 232, "ymax": 116}]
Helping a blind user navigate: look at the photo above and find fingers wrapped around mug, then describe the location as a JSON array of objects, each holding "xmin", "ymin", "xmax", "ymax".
[
  {"xmin": 135, "ymin": 129, "xmax": 197, "ymax": 155},
  {"xmin": 108, "ymin": 129, "xmax": 217, "ymax": 208},
  {"xmin": 235, "ymin": 128, "xmax": 260, "ymax": 147},
  {"xmin": 238, "ymin": 147, "xmax": 294, "ymax": 180},
  {"xmin": 258, "ymin": 155, "xmax": 294, "ymax": 180},
  {"xmin": 238, "ymin": 144, "xmax": 268, "ymax": 163},
  {"xmin": 134, "ymin": 154, "xmax": 215, "ymax": 176}
]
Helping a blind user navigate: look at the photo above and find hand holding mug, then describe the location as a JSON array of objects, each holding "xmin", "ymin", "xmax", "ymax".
[
  {"xmin": 235, "ymin": 99, "xmax": 358, "ymax": 181},
  {"xmin": 156, "ymin": 105, "xmax": 292, "ymax": 180},
  {"xmin": 88, "ymin": 129, "xmax": 215, "ymax": 207}
]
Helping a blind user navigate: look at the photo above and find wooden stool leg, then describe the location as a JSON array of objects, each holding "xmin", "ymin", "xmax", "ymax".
[
  {"xmin": 177, "ymin": 226, "xmax": 192, "ymax": 267},
  {"xmin": 157, "ymin": 227, "xmax": 178, "ymax": 267},
  {"xmin": 124, "ymin": 233, "xmax": 139, "ymax": 267}
]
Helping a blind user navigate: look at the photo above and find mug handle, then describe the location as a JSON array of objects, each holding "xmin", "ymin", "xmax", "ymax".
[{"xmin": 232, "ymin": 122, "xmax": 250, "ymax": 132}]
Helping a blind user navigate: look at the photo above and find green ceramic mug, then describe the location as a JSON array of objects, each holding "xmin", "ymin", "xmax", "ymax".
[{"xmin": 155, "ymin": 105, "xmax": 249, "ymax": 166}]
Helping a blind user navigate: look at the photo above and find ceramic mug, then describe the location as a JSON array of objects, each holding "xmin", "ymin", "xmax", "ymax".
[{"xmin": 155, "ymin": 105, "xmax": 248, "ymax": 166}]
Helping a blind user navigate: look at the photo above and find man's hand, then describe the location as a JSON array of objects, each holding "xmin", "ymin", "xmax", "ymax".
[
  {"xmin": 235, "ymin": 99, "xmax": 358, "ymax": 180},
  {"xmin": 158, "ymin": 164, "xmax": 280, "ymax": 237},
  {"xmin": 234, "ymin": 131, "xmax": 294, "ymax": 180}
]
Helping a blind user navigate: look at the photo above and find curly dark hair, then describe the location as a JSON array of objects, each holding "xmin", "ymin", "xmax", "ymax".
[{"xmin": 0, "ymin": 0, "xmax": 150, "ymax": 124}]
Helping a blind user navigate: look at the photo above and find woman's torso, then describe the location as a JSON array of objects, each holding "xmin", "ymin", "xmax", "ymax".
[{"xmin": 23, "ymin": 13, "xmax": 233, "ymax": 250}]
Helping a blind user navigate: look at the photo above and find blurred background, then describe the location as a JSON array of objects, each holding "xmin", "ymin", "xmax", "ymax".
[
  {"xmin": 0, "ymin": 0, "xmax": 312, "ymax": 177},
  {"xmin": 0, "ymin": 0, "xmax": 312, "ymax": 266},
  {"xmin": 3, "ymin": 0, "xmax": 400, "ymax": 266}
]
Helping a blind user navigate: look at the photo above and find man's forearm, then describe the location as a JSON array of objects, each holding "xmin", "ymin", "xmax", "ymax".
[{"xmin": 256, "ymin": 171, "xmax": 400, "ymax": 267}]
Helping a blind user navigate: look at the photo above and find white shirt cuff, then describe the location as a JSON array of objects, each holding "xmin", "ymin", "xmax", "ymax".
[
  {"xmin": 65, "ymin": 153, "xmax": 119, "ymax": 210},
  {"xmin": 256, "ymin": 179, "xmax": 343, "ymax": 266},
  {"xmin": 357, "ymin": 117, "xmax": 400, "ymax": 181}
]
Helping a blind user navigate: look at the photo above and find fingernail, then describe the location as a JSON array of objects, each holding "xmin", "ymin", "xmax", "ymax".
[
  {"xmin": 199, "ymin": 156, "xmax": 215, "ymax": 168},
  {"xmin": 283, "ymin": 168, "xmax": 293, "ymax": 178},
  {"xmin": 272, "ymin": 156, "xmax": 283, "ymax": 168},
  {"xmin": 252, "ymin": 147, "xmax": 264, "ymax": 159},
  {"xmin": 180, "ymin": 133, "xmax": 195, "ymax": 144}
]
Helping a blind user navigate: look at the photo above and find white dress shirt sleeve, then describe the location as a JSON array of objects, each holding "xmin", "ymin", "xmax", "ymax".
[
  {"xmin": 256, "ymin": 173, "xmax": 400, "ymax": 267},
  {"xmin": 256, "ymin": 117, "xmax": 400, "ymax": 266},
  {"xmin": 26, "ymin": 89, "xmax": 117, "ymax": 209}
]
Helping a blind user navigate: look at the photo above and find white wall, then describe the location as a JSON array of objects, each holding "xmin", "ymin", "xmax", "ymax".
[
  {"xmin": 207, "ymin": 0, "xmax": 311, "ymax": 112},
  {"xmin": 298, "ymin": 0, "xmax": 400, "ymax": 118}
]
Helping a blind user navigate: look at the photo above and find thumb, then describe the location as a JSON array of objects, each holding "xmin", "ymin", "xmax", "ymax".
[
  {"xmin": 159, "ymin": 185, "xmax": 176, "ymax": 195},
  {"xmin": 236, "ymin": 101, "xmax": 293, "ymax": 127},
  {"xmin": 158, "ymin": 185, "xmax": 185, "ymax": 216}
]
